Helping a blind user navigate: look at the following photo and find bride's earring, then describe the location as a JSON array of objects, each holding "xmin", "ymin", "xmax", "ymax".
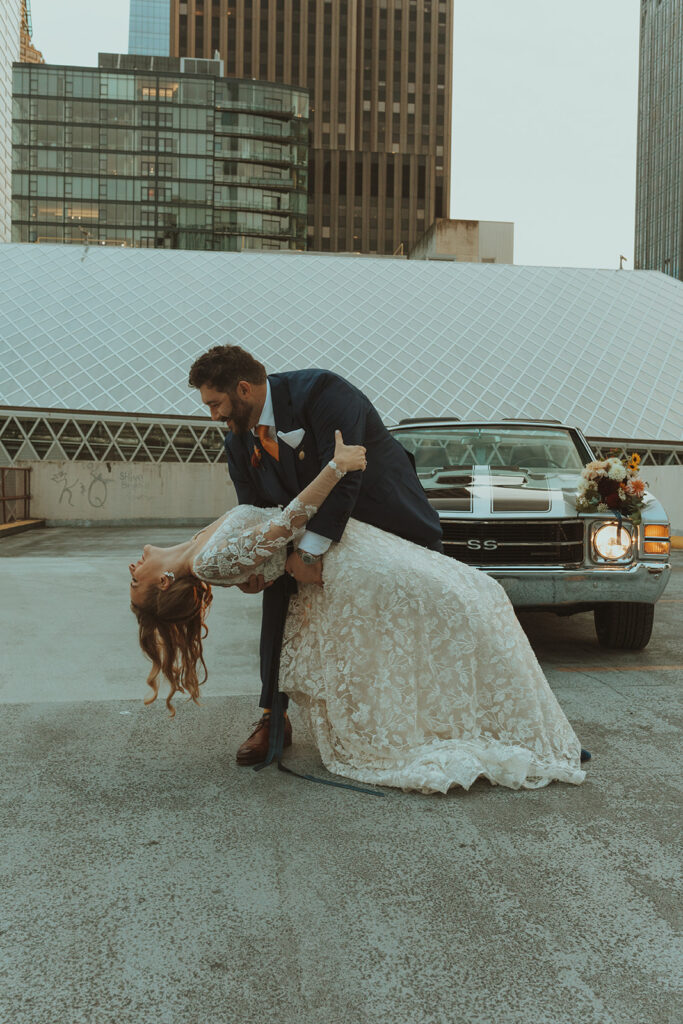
[{"xmin": 162, "ymin": 570, "xmax": 175, "ymax": 580}]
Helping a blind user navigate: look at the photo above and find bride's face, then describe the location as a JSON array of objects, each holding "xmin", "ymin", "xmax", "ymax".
[{"xmin": 129, "ymin": 545, "xmax": 169, "ymax": 605}]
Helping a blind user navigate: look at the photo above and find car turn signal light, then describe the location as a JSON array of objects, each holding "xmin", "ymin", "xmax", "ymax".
[{"xmin": 644, "ymin": 524, "xmax": 670, "ymax": 555}]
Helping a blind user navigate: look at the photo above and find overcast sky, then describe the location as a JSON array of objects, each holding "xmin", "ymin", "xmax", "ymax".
[{"xmin": 29, "ymin": 0, "xmax": 641, "ymax": 270}]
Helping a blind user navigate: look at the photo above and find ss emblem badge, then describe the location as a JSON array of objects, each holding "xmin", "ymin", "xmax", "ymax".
[{"xmin": 467, "ymin": 539, "xmax": 498, "ymax": 550}]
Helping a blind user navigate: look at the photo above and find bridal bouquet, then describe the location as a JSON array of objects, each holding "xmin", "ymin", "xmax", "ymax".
[{"xmin": 575, "ymin": 453, "xmax": 646, "ymax": 524}]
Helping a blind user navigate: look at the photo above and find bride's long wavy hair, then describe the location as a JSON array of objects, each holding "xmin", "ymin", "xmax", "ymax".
[{"xmin": 132, "ymin": 578, "xmax": 213, "ymax": 716}]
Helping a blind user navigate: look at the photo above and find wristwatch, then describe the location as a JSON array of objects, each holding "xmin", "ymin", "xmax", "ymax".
[{"xmin": 297, "ymin": 549, "xmax": 324, "ymax": 565}]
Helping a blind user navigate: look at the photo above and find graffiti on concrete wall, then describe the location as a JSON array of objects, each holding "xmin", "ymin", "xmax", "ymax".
[
  {"xmin": 87, "ymin": 470, "xmax": 112, "ymax": 508},
  {"xmin": 118, "ymin": 468, "xmax": 146, "ymax": 500},
  {"xmin": 51, "ymin": 465, "xmax": 114, "ymax": 509},
  {"xmin": 51, "ymin": 469, "xmax": 78, "ymax": 506},
  {"xmin": 31, "ymin": 459, "xmax": 233, "ymax": 522}
]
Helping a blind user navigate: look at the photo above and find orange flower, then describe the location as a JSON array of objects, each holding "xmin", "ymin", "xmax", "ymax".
[{"xmin": 628, "ymin": 478, "xmax": 645, "ymax": 496}]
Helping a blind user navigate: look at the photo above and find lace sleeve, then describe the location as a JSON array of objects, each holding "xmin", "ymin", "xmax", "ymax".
[{"xmin": 192, "ymin": 499, "xmax": 318, "ymax": 585}]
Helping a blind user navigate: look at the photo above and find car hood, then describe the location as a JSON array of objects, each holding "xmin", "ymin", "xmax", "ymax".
[{"xmin": 419, "ymin": 466, "xmax": 584, "ymax": 517}]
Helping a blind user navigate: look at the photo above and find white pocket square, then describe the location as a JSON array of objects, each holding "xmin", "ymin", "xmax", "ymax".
[{"xmin": 277, "ymin": 428, "xmax": 305, "ymax": 449}]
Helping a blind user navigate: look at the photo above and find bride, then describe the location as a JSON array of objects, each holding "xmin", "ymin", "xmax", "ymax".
[{"xmin": 130, "ymin": 431, "xmax": 585, "ymax": 793}]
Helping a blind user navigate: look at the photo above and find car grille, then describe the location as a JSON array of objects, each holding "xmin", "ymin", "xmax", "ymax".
[{"xmin": 440, "ymin": 519, "xmax": 585, "ymax": 567}]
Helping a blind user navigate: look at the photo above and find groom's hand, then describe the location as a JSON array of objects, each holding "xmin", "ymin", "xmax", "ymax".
[
  {"xmin": 237, "ymin": 574, "xmax": 272, "ymax": 594},
  {"xmin": 285, "ymin": 551, "xmax": 324, "ymax": 586}
]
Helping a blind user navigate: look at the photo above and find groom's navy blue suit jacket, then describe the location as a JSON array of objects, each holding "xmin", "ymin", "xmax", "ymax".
[{"xmin": 223, "ymin": 369, "xmax": 443, "ymax": 707}]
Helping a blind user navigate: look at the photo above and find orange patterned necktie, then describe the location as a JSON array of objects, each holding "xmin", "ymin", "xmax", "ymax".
[{"xmin": 256, "ymin": 424, "xmax": 280, "ymax": 461}]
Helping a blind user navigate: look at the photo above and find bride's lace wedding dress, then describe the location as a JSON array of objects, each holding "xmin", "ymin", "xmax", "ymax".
[{"xmin": 194, "ymin": 500, "xmax": 585, "ymax": 793}]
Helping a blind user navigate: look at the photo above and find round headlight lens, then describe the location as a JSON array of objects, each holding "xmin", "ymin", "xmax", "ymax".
[{"xmin": 594, "ymin": 523, "xmax": 633, "ymax": 560}]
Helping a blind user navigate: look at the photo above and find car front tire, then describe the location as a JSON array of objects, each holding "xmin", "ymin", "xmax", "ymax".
[{"xmin": 594, "ymin": 602, "xmax": 655, "ymax": 650}]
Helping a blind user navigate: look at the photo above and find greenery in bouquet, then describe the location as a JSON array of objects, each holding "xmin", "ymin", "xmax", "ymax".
[{"xmin": 575, "ymin": 453, "xmax": 646, "ymax": 525}]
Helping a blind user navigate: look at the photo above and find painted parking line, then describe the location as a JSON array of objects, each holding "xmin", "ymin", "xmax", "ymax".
[{"xmin": 553, "ymin": 665, "xmax": 683, "ymax": 673}]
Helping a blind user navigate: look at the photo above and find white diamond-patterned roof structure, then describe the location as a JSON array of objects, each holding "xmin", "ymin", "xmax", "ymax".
[{"xmin": 1, "ymin": 243, "xmax": 682, "ymax": 440}]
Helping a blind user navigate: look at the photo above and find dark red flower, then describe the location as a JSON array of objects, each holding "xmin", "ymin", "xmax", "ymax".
[
  {"xmin": 605, "ymin": 491, "xmax": 620, "ymax": 508},
  {"xmin": 597, "ymin": 476, "xmax": 617, "ymax": 498}
]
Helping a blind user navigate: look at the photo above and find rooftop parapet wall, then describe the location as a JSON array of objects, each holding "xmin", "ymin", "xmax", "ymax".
[{"xmin": 13, "ymin": 459, "xmax": 236, "ymax": 526}]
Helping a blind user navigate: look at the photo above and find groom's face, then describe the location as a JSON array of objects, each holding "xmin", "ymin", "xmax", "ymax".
[{"xmin": 200, "ymin": 382, "xmax": 255, "ymax": 435}]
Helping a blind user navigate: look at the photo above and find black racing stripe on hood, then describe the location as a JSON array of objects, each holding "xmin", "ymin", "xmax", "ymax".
[{"xmin": 490, "ymin": 478, "xmax": 552, "ymax": 513}]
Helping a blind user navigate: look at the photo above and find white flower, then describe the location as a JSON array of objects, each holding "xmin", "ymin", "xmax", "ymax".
[
  {"xmin": 608, "ymin": 462, "xmax": 627, "ymax": 481},
  {"xmin": 597, "ymin": 503, "xmax": 609, "ymax": 512}
]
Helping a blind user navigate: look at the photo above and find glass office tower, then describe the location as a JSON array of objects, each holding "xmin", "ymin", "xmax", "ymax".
[
  {"xmin": 634, "ymin": 0, "xmax": 683, "ymax": 281},
  {"xmin": 170, "ymin": 0, "xmax": 453, "ymax": 255},
  {"xmin": 128, "ymin": 0, "xmax": 171, "ymax": 58},
  {"xmin": 11, "ymin": 56, "xmax": 309, "ymax": 250}
]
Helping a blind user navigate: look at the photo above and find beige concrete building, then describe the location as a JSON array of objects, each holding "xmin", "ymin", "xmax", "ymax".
[
  {"xmin": 170, "ymin": 0, "xmax": 453, "ymax": 255},
  {"xmin": 409, "ymin": 218, "xmax": 514, "ymax": 263}
]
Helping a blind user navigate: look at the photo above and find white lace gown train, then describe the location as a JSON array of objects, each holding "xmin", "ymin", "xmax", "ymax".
[
  {"xmin": 280, "ymin": 520, "xmax": 585, "ymax": 793},
  {"xmin": 194, "ymin": 505, "xmax": 585, "ymax": 793}
]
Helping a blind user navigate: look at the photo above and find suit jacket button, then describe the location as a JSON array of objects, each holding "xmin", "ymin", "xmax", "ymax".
[{"xmin": 298, "ymin": 450, "xmax": 305, "ymax": 460}]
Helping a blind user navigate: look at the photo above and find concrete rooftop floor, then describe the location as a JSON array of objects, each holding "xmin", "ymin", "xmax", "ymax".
[{"xmin": 1, "ymin": 526, "xmax": 681, "ymax": 1024}]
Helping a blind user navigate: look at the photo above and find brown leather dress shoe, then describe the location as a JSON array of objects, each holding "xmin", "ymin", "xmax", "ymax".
[{"xmin": 235, "ymin": 713, "xmax": 292, "ymax": 766}]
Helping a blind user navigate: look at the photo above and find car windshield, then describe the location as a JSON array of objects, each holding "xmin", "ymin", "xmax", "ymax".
[{"xmin": 395, "ymin": 426, "xmax": 587, "ymax": 484}]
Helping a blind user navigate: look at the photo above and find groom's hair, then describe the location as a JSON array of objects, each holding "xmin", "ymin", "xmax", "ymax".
[{"xmin": 189, "ymin": 345, "xmax": 266, "ymax": 393}]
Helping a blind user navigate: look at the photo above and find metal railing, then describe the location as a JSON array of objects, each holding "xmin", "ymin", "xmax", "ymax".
[{"xmin": 0, "ymin": 468, "xmax": 32, "ymax": 524}]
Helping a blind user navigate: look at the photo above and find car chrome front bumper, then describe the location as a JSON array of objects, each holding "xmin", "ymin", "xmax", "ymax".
[{"xmin": 481, "ymin": 561, "xmax": 672, "ymax": 609}]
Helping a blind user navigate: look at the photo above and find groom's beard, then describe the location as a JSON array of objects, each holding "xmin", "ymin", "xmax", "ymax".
[{"xmin": 224, "ymin": 394, "xmax": 253, "ymax": 435}]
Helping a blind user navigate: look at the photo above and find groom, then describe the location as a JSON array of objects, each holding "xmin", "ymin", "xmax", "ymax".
[{"xmin": 189, "ymin": 344, "xmax": 443, "ymax": 765}]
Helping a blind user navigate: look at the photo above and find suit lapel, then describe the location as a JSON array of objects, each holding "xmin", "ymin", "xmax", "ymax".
[{"xmin": 269, "ymin": 375, "xmax": 302, "ymax": 497}]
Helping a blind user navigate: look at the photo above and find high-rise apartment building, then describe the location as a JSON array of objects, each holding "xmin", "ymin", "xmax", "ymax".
[
  {"xmin": 128, "ymin": 0, "xmax": 171, "ymax": 57},
  {"xmin": 170, "ymin": 0, "xmax": 453, "ymax": 254},
  {"xmin": 634, "ymin": 0, "xmax": 683, "ymax": 281},
  {"xmin": 12, "ymin": 57, "xmax": 309, "ymax": 251},
  {"xmin": 1, "ymin": 0, "xmax": 21, "ymax": 243}
]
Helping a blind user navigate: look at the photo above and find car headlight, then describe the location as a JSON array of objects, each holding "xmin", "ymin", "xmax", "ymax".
[{"xmin": 592, "ymin": 522, "xmax": 634, "ymax": 561}]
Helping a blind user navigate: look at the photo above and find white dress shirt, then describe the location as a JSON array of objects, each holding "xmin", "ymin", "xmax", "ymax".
[{"xmin": 255, "ymin": 380, "xmax": 331, "ymax": 556}]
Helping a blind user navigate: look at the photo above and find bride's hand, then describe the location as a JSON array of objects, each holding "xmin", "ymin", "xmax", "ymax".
[{"xmin": 333, "ymin": 429, "xmax": 367, "ymax": 473}]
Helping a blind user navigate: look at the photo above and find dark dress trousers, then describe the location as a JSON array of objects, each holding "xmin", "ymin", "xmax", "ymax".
[{"xmin": 223, "ymin": 369, "xmax": 443, "ymax": 710}]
